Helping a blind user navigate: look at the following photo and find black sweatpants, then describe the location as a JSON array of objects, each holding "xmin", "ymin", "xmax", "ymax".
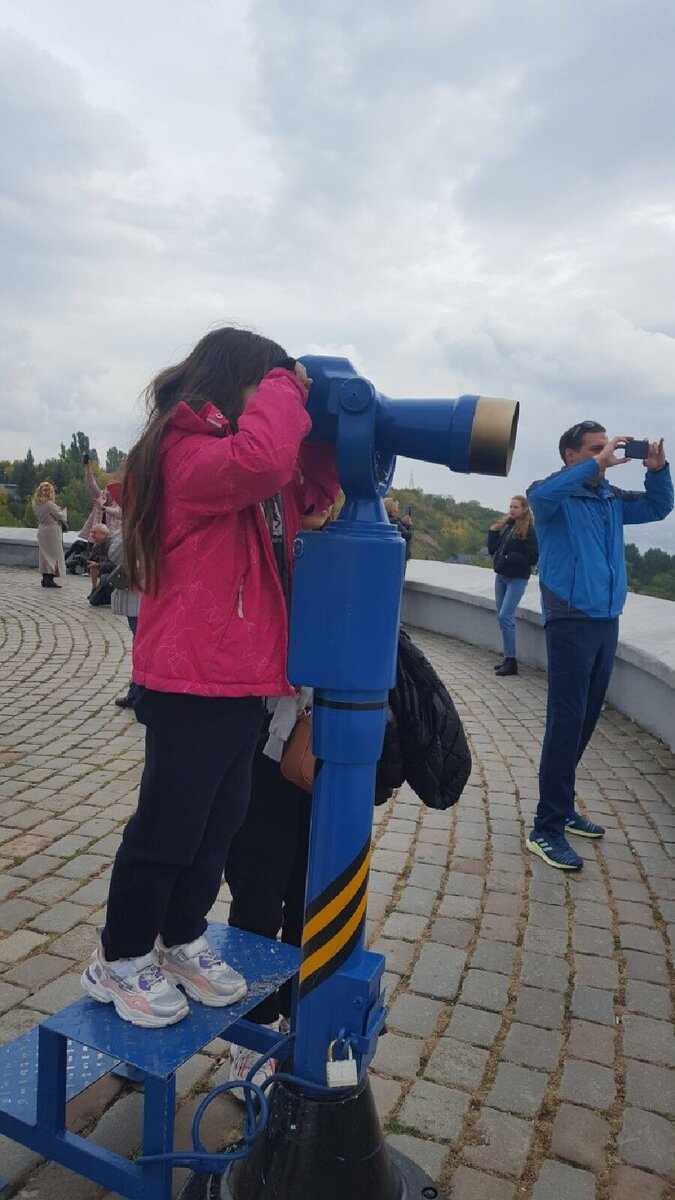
[
  {"xmin": 102, "ymin": 689, "xmax": 263, "ymax": 961},
  {"xmin": 225, "ymin": 744, "xmax": 311, "ymax": 1024}
]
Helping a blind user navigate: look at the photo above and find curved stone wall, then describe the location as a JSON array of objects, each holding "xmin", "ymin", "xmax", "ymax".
[{"xmin": 402, "ymin": 562, "xmax": 675, "ymax": 752}]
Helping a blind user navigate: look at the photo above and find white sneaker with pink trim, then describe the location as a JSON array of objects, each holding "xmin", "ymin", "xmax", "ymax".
[
  {"xmin": 158, "ymin": 934, "xmax": 248, "ymax": 1007},
  {"xmin": 81, "ymin": 944, "xmax": 189, "ymax": 1028},
  {"xmin": 229, "ymin": 1035, "xmax": 278, "ymax": 1102}
]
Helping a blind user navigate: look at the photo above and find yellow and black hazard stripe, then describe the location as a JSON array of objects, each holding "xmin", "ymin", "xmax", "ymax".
[{"xmin": 298, "ymin": 836, "xmax": 371, "ymax": 999}]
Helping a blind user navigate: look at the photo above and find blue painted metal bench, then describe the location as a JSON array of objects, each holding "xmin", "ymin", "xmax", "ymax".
[{"xmin": 0, "ymin": 924, "xmax": 300, "ymax": 1199}]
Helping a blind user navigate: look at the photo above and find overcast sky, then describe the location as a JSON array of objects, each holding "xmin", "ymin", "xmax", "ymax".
[{"xmin": 1, "ymin": 0, "xmax": 674, "ymax": 548}]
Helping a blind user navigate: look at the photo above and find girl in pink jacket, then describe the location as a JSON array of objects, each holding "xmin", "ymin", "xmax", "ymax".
[{"xmin": 82, "ymin": 327, "xmax": 338, "ymax": 1027}]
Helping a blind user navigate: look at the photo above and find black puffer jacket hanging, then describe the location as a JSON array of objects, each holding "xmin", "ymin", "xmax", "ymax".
[{"xmin": 376, "ymin": 629, "xmax": 472, "ymax": 809}]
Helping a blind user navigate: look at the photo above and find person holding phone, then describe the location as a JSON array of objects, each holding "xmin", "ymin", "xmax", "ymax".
[{"xmin": 526, "ymin": 422, "xmax": 672, "ymax": 871}]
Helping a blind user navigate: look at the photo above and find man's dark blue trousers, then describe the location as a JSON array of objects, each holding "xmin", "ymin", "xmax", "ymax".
[{"xmin": 535, "ymin": 617, "xmax": 619, "ymax": 836}]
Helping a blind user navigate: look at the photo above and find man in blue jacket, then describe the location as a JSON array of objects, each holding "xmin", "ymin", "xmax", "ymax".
[{"xmin": 526, "ymin": 422, "xmax": 673, "ymax": 870}]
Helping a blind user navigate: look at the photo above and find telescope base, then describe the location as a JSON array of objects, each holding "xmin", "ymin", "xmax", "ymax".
[{"xmin": 176, "ymin": 1078, "xmax": 445, "ymax": 1200}]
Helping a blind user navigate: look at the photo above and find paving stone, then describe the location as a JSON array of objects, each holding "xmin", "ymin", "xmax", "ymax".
[
  {"xmin": 386, "ymin": 1132, "xmax": 446, "ymax": 1181},
  {"xmin": 373, "ymin": 1032, "xmax": 424, "ymax": 1080},
  {"xmin": 67, "ymin": 878, "xmax": 110, "ymax": 906},
  {"xmin": 459, "ymin": 968, "xmax": 510, "ymax": 1013},
  {"xmin": 48, "ymin": 923, "xmax": 97, "ymax": 960},
  {"xmin": 437, "ymin": 894, "xmax": 481, "ymax": 920},
  {"xmin": 463, "ymin": 1107, "xmax": 533, "ymax": 1177},
  {"xmin": 480, "ymin": 913, "xmax": 518, "ymax": 943},
  {"xmin": 502, "ymin": 1023, "xmax": 562, "ymax": 1071},
  {"xmin": 57, "ymin": 853, "xmax": 111, "ymax": 880},
  {"xmin": 0, "ymin": 980, "xmax": 29, "ymax": 1014},
  {"xmin": 366, "ymin": 1076, "xmax": 405, "ymax": 1122},
  {"xmin": 529, "ymin": 880, "xmax": 565, "ymax": 905},
  {"xmin": 450, "ymin": 1165, "xmax": 515, "ymax": 1200},
  {"xmin": 617, "ymin": 1108, "xmax": 675, "ymax": 1176},
  {"xmin": 571, "ymin": 985, "xmax": 615, "ymax": 1026},
  {"xmin": 615, "ymin": 900, "xmax": 655, "ymax": 926},
  {"xmin": 567, "ymin": 1018, "xmax": 615, "ymax": 1066},
  {"xmin": 470, "ymin": 939, "xmax": 516, "ymax": 975},
  {"xmin": 560, "ymin": 1058, "xmax": 616, "ymax": 1108},
  {"xmin": 3, "ymin": 953, "xmax": 71, "ymax": 989},
  {"xmin": 574, "ymin": 900, "xmax": 612, "ymax": 928},
  {"xmin": 529, "ymin": 900, "xmax": 568, "ymax": 930},
  {"xmin": 484, "ymin": 891, "xmax": 521, "ymax": 917},
  {"xmin": 551, "ymin": 1103, "xmax": 610, "ymax": 1169},
  {"xmin": 424, "ymin": 1037, "xmax": 489, "ymax": 1091},
  {"xmin": 532, "ymin": 1160, "xmax": 595, "ymax": 1200},
  {"xmin": 8, "ymin": 854, "xmax": 61, "ymax": 880},
  {"xmin": 625, "ymin": 980, "xmax": 671, "ymax": 1019},
  {"xmin": 572, "ymin": 924, "xmax": 614, "ymax": 957},
  {"xmin": 611, "ymin": 880, "xmax": 651, "ymax": 904},
  {"xmin": 23, "ymin": 972, "xmax": 83, "ymax": 1013},
  {"xmin": 409, "ymin": 943, "xmax": 466, "ymax": 1000},
  {"xmin": 573, "ymin": 953, "xmax": 618, "ymax": 989},
  {"xmin": 445, "ymin": 872, "xmax": 482, "ymax": 898},
  {"xmin": 370, "ymin": 938, "xmax": 416, "ymax": 975},
  {"xmin": 523, "ymin": 926, "xmax": 568, "ymax": 957},
  {"xmin": 514, "ymin": 986, "xmax": 565, "ymax": 1030},
  {"xmin": 399, "ymin": 1079, "xmax": 470, "ymax": 1141},
  {"xmin": 487, "ymin": 1062, "xmax": 548, "ymax": 1117},
  {"xmin": 397, "ymin": 885, "xmax": 436, "ymax": 916},
  {"xmin": 387, "ymin": 992, "xmax": 444, "ymax": 1037},
  {"xmin": 609, "ymin": 1164, "xmax": 668, "ymax": 1200},
  {"xmin": 625, "ymin": 1060, "xmax": 675, "ymax": 1116},
  {"xmin": 520, "ymin": 951, "xmax": 569, "ymax": 992},
  {"xmin": 0, "ymin": 898, "xmax": 43, "ymax": 932},
  {"xmin": 623, "ymin": 1014, "xmax": 675, "ymax": 1066},
  {"xmin": 28, "ymin": 901, "xmax": 89, "ymax": 934},
  {"xmin": 20, "ymin": 875, "xmax": 79, "ymax": 904},
  {"xmin": 381, "ymin": 912, "xmax": 427, "ymax": 942},
  {"xmin": 445, "ymin": 1004, "xmax": 502, "ymax": 1049},
  {"xmin": 0, "ymin": 929, "xmax": 47, "ymax": 963},
  {"xmin": 623, "ymin": 949, "xmax": 669, "ymax": 985},
  {"xmin": 429, "ymin": 917, "xmax": 473, "ymax": 948},
  {"xmin": 619, "ymin": 925, "xmax": 665, "ymax": 955}
]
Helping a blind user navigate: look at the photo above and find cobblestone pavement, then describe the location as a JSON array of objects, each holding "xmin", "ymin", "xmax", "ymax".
[{"xmin": 0, "ymin": 566, "xmax": 673, "ymax": 1200}]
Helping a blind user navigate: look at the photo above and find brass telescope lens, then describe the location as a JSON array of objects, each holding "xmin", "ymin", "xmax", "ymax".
[{"xmin": 468, "ymin": 398, "xmax": 520, "ymax": 477}]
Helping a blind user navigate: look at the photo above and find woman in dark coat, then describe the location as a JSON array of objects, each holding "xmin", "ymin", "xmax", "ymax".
[{"xmin": 487, "ymin": 495, "xmax": 539, "ymax": 677}]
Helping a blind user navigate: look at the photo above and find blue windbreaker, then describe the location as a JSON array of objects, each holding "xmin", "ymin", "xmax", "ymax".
[{"xmin": 527, "ymin": 460, "xmax": 673, "ymax": 621}]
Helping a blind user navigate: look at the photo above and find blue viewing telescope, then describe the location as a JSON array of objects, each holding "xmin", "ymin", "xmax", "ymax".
[{"xmin": 299, "ymin": 354, "xmax": 519, "ymax": 497}]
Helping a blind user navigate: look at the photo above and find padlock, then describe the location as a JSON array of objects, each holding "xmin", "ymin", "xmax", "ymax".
[{"xmin": 326, "ymin": 1039, "xmax": 359, "ymax": 1088}]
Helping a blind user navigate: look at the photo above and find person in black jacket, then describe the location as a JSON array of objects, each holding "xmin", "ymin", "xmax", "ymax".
[{"xmin": 487, "ymin": 496, "xmax": 539, "ymax": 676}]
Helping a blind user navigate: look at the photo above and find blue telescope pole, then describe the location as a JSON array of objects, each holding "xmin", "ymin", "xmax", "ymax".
[{"xmin": 193, "ymin": 358, "xmax": 517, "ymax": 1200}]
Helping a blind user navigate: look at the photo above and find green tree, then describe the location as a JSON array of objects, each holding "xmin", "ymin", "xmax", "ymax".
[
  {"xmin": 0, "ymin": 486, "xmax": 20, "ymax": 527},
  {"xmin": 106, "ymin": 446, "xmax": 127, "ymax": 473},
  {"xmin": 12, "ymin": 449, "xmax": 38, "ymax": 499}
]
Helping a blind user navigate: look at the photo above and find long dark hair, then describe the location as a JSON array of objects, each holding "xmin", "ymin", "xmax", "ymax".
[{"xmin": 123, "ymin": 327, "xmax": 287, "ymax": 594}]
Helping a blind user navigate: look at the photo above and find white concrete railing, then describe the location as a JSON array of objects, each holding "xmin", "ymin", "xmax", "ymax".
[
  {"xmin": 2, "ymin": 527, "xmax": 673, "ymax": 750},
  {"xmin": 403, "ymin": 561, "xmax": 675, "ymax": 753},
  {"xmin": 0, "ymin": 526, "xmax": 80, "ymax": 567}
]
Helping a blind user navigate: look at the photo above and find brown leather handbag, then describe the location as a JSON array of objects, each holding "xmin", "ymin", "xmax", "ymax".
[{"xmin": 280, "ymin": 712, "xmax": 315, "ymax": 792}]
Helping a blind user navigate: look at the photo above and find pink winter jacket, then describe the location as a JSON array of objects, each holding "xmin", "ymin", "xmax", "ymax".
[{"xmin": 132, "ymin": 368, "xmax": 339, "ymax": 697}]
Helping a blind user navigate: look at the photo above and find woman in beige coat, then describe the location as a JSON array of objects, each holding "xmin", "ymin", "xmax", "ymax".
[{"xmin": 32, "ymin": 481, "xmax": 68, "ymax": 588}]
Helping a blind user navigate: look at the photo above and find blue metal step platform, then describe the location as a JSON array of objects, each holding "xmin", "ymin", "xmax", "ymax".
[{"xmin": 0, "ymin": 924, "xmax": 300, "ymax": 1200}]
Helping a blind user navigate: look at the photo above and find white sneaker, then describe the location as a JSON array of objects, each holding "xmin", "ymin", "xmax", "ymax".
[
  {"xmin": 158, "ymin": 934, "xmax": 248, "ymax": 1007},
  {"xmin": 229, "ymin": 1029, "xmax": 278, "ymax": 1102},
  {"xmin": 81, "ymin": 942, "xmax": 189, "ymax": 1028}
]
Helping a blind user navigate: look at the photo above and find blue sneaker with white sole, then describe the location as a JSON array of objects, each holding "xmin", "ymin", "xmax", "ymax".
[
  {"xmin": 526, "ymin": 831, "xmax": 583, "ymax": 871},
  {"xmin": 565, "ymin": 813, "xmax": 605, "ymax": 839}
]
